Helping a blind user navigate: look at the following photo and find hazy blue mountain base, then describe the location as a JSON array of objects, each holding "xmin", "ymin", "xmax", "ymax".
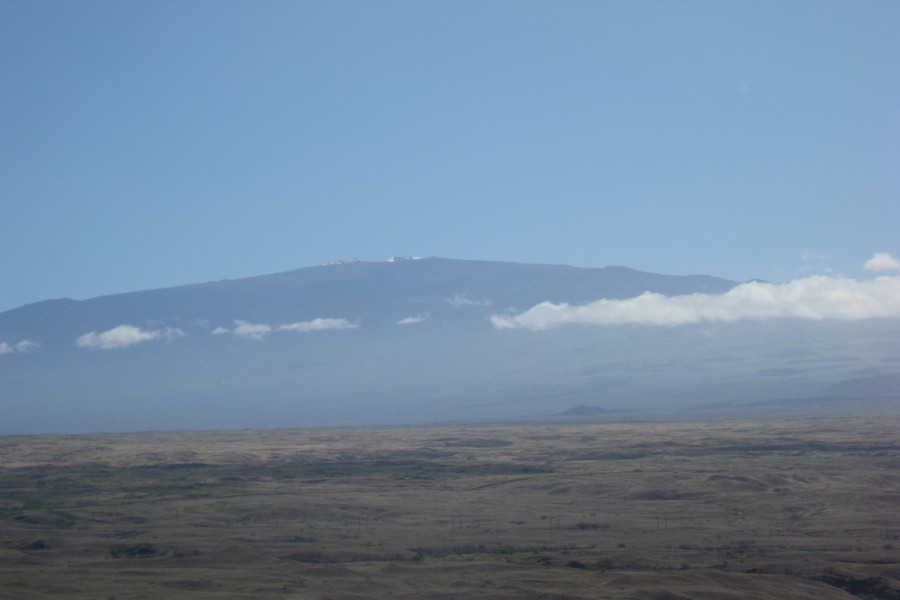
[{"xmin": 1, "ymin": 259, "xmax": 898, "ymax": 433}]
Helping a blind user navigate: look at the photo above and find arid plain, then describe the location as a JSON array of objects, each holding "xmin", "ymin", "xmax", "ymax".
[{"xmin": 1, "ymin": 414, "xmax": 899, "ymax": 599}]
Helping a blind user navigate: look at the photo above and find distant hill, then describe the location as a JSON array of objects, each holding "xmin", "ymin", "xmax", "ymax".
[
  {"xmin": 817, "ymin": 373, "xmax": 900, "ymax": 400},
  {"xmin": 557, "ymin": 405, "xmax": 613, "ymax": 416},
  {"xmin": 1, "ymin": 257, "xmax": 897, "ymax": 434}
]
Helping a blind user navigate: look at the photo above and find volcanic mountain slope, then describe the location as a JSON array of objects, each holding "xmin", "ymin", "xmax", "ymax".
[
  {"xmin": 0, "ymin": 257, "xmax": 737, "ymax": 342},
  {"xmin": 1, "ymin": 257, "xmax": 897, "ymax": 434}
]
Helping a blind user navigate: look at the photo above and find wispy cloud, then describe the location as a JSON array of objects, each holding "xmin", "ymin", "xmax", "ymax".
[
  {"xmin": 14, "ymin": 340, "xmax": 40, "ymax": 353},
  {"xmin": 214, "ymin": 318, "xmax": 358, "ymax": 338},
  {"xmin": 798, "ymin": 249, "xmax": 836, "ymax": 274},
  {"xmin": 278, "ymin": 318, "xmax": 358, "ymax": 332},
  {"xmin": 397, "ymin": 314, "xmax": 429, "ymax": 325},
  {"xmin": 800, "ymin": 249, "xmax": 834, "ymax": 262},
  {"xmin": 491, "ymin": 274, "xmax": 900, "ymax": 330},
  {"xmin": 0, "ymin": 339, "xmax": 41, "ymax": 355},
  {"xmin": 447, "ymin": 293, "xmax": 492, "ymax": 308},
  {"xmin": 76, "ymin": 325, "xmax": 184, "ymax": 349},
  {"xmin": 864, "ymin": 252, "xmax": 900, "ymax": 273}
]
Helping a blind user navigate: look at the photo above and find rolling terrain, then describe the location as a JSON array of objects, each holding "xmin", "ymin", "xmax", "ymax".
[{"xmin": 1, "ymin": 416, "xmax": 899, "ymax": 599}]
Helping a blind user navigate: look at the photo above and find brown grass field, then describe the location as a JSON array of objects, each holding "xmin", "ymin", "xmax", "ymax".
[{"xmin": 1, "ymin": 414, "xmax": 899, "ymax": 599}]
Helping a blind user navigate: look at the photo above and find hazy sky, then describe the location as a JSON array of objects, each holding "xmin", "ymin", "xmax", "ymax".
[{"xmin": 2, "ymin": 1, "xmax": 898, "ymax": 312}]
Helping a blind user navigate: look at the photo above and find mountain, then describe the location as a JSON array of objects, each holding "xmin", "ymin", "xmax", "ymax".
[
  {"xmin": 1, "ymin": 257, "xmax": 897, "ymax": 434},
  {"xmin": 0, "ymin": 257, "xmax": 735, "ymax": 342}
]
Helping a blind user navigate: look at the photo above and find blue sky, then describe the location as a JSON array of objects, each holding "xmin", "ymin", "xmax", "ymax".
[{"xmin": 1, "ymin": 1, "xmax": 898, "ymax": 312}]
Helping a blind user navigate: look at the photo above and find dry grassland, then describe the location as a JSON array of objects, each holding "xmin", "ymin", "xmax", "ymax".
[{"xmin": 1, "ymin": 415, "xmax": 899, "ymax": 599}]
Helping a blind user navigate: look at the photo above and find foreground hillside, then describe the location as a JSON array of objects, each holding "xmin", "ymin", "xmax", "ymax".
[{"xmin": 2, "ymin": 415, "xmax": 899, "ymax": 599}]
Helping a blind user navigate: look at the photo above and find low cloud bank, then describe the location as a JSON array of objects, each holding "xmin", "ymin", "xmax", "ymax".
[
  {"xmin": 492, "ymin": 255, "xmax": 900, "ymax": 330},
  {"xmin": 77, "ymin": 325, "xmax": 184, "ymax": 349},
  {"xmin": 215, "ymin": 318, "xmax": 357, "ymax": 339}
]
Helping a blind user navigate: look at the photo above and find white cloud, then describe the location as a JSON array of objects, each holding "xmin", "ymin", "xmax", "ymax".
[
  {"xmin": 278, "ymin": 318, "xmax": 358, "ymax": 332},
  {"xmin": 491, "ymin": 274, "xmax": 900, "ymax": 330},
  {"xmin": 864, "ymin": 252, "xmax": 900, "ymax": 273},
  {"xmin": 447, "ymin": 293, "xmax": 492, "ymax": 308},
  {"xmin": 0, "ymin": 342, "xmax": 12, "ymax": 355},
  {"xmin": 397, "ymin": 314, "xmax": 429, "ymax": 325},
  {"xmin": 211, "ymin": 326, "xmax": 230, "ymax": 335},
  {"xmin": 231, "ymin": 320, "xmax": 272, "ymax": 340},
  {"xmin": 77, "ymin": 325, "xmax": 185, "ymax": 349}
]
